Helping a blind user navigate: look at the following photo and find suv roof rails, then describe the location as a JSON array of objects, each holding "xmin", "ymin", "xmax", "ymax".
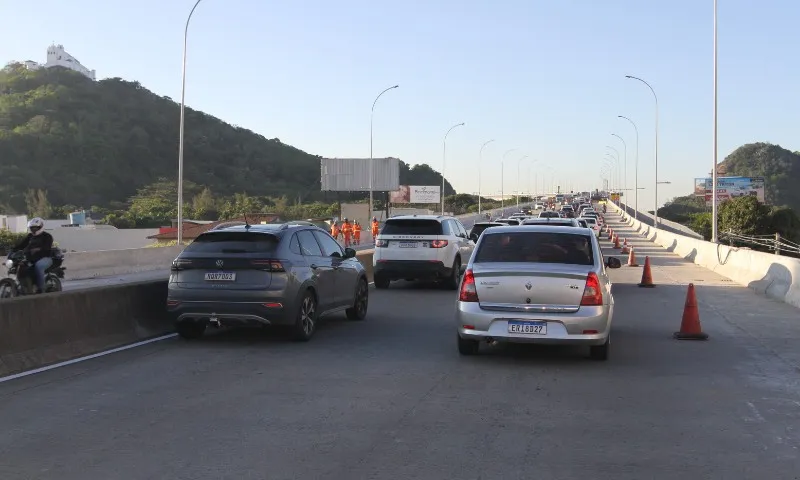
[
  {"xmin": 279, "ymin": 220, "xmax": 317, "ymax": 230},
  {"xmin": 210, "ymin": 221, "xmax": 248, "ymax": 231}
]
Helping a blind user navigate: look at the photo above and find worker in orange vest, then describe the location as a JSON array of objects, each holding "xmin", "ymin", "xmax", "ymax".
[
  {"xmin": 371, "ymin": 217, "xmax": 379, "ymax": 244},
  {"xmin": 341, "ymin": 218, "xmax": 352, "ymax": 247},
  {"xmin": 353, "ymin": 221, "xmax": 362, "ymax": 245},
  {"xmin": 330, "ymin": 221, "xmax": 339, "ymax": 239}
]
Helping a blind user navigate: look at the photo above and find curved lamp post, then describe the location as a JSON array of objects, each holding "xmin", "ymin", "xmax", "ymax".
[
  {"xmin": 626, "ymin": 75, "xmax": 660, "ymax": 226},
  {"xmin": 442, "ymin": 122, "xmax": 465, "ymax": 214},
  {"xmin": 618, "ymin": 115, "xmax": 639, "ymax": 219},
  {"xmin": 369, "ymin": 85, "xmax": 399, "ymax": 222},
  {"xmin": 177, "ymin": 0, "xmax": 204, "ymax": 245},
  {"xmin": 478, "ymin": 139, "xmax": 495, "ymax": 215}
]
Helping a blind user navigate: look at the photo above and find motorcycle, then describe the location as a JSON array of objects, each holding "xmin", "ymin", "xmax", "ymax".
[{"xmin": 0, "ymin": 248, "xmax": 66, "ymax": 298}]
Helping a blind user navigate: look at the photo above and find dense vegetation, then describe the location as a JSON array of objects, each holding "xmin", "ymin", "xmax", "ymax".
[
  {"xmin": 0, "ymin": 63, "xmax": 456, "ymax": 225},
  {"xmin": 657, "ymin": 141, "xmax": 800, "ymax": 251}
]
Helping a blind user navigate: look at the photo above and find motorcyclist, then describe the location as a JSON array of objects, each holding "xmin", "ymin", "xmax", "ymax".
[{"xmin": 12, "ymin": 217, "xmax": 54, "ymax": 293}]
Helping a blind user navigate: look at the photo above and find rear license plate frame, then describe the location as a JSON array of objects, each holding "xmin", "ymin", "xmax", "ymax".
[
  {"xmin": 507, "ymin": 320, "xmax": 547, "ymax": 335},
  {"xmin": 204, "ymin": 272, "xmax": 236, "ymax": 282}
]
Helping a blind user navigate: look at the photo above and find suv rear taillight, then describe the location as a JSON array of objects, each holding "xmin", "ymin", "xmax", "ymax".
[
  {"xmin": 580, "ymin": 272, "xmax": 603, "ymax": 306},
  {"xmin": 459, "ymin": 269, "xmax": 479, "ymax": 302},
  {"xmin": 375, "ymin": 239, "xmax": 388, "ymax": 248},
  {"xmin": 251, "ymin": 259, "xmax": 286, "ymax": 272},
  {"xmin": 430, "ymin": 240, "xmax": 448, "ymax": 248}
]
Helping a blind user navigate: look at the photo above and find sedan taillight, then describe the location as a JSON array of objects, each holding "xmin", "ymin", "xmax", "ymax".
[
  {"xmin": 429, "ymin": 240, "xmax": 448, "ymax": 248},
  {"xmin": 580, "ymin": 272, "xmax": 603, "ymax": 306},
  {"xmin": 459, "ymin": 269, "xmax": 479, "ymax": 302}
]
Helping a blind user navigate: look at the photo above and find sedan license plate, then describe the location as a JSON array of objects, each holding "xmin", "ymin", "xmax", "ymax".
[
  {"xmin": 204, "ymin": 272, "xmax": 236, "ymax": 281},
  {"xmin": 398, "ymin": 242, "xmax": 418, "ymax": 248},
  {"xmin": 507, "ymin": 320, "xmax": 547, "ymax": 335}
]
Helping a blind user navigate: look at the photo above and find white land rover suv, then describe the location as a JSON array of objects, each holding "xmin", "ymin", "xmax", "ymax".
[{"xmin": 373, "ymin": 215, "xmax": 475, "ymax": 290}]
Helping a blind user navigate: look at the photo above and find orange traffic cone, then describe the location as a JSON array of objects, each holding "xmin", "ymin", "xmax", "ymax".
[
  {"xmin": 621, "ymin": 242, "xmax": 629, "ymax": 254},
  {"xmin": 673, "ymin": 284, "xmax": 709, "ymax": 340},
  {"xmin": 627, "ymin": 247, "xmax": 639, "ymax": 266},
  {"xmin": 613, "ymin": 235, "xmax": 621, "ymax": 249},
  {"xmin": 638, "ymin": 256, "xmax": 656, "ymax": 288},
  {"xmin": 623, "ymin": 238, "xmax": 629, "ymax": 247}
]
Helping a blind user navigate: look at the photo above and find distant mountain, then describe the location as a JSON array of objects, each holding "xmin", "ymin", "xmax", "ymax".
[
  {"xmin": 0, "ymin": 63, "xmax": 455, "ymax": 214},
  {"xmin": 719, "ymin": 142, "xmax": 800, "ymax": 210}
]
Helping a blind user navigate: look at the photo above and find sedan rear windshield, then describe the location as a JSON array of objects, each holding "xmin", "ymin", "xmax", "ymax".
[
  {"xmin": 474, "ymin": 232, "xmax": 594, "ymax": 265},
  {"xmin": 184, "ymin": 231, "xmax": 280, "ymax": 253},
  {"xmin": 382, "ymin": 219, "xmax": 443, "ymax": 235}
]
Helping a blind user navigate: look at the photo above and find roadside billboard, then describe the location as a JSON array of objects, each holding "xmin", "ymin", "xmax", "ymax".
[
  {"xmin": 693, "ymin": 178, "xmax": 706, "ymax": 197},
  {"xmin": 696, "ymin": 176, "xmax": 766, "ymax": 205},
  {"xmin": 390, "ymin": 185, "xmax": 441, "ymax": 204},
  {"xmin": 320, "ymin": 157, "xmax": 400, "ymax": 192}
]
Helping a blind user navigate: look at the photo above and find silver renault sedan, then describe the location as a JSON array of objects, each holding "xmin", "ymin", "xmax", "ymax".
[{"xmin": 455, "ymin": 225, "xmax": 621, "ymax": 360}]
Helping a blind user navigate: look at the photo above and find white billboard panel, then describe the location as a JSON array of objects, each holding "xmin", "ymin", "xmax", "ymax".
[
  {"xmin": 320, "ymin": 157, "xmax": 400, "ymax": 192},
  {"xmin": 697, "ymin": 176, "xmax": 766, "ymax": 206}
]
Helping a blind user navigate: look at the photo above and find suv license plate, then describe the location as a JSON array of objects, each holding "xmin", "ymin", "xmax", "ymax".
[
  {"xmin": 507, "ymin": 321, "xmax": 547, "ymax": 335},
  {"xmin": 398, "ymin": 242, "xmax": 418, "ymax": 248},
  {"xmin": 205, "ymin": 272, "xmax": 236, "ymax": 281}
]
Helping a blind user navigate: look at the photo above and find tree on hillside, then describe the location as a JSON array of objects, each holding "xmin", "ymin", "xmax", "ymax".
[
  {"xmin": 192, "ymin": 187, "xmax": 218, "ymax": 221},
  {"xmin": 24, "ymin": 188, "xmax": 52, "ymax": 218},
  {"xmin": 721, "ymin": 142, "xmax": 800, "ymax": 210},
  {"xmin": 658, "ymin": 195, "xmax": 707, "ymax": 224},
  {"xmin": 399, "ymin": 163, "xmax": 456, "ymax": 196},
  {"xmin": 718, "ymin": 195, "xmax": 770, "ymax": 237}
]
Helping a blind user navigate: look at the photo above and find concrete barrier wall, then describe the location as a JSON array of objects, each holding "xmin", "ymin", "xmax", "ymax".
[
  {"xmin": 63, "ymin": 246, "xmax": 184, "ymax": 280},
  {"xmin": 609, "ymin": 202, "xmax": 800, "ymax": 310},
  {"xmin": 618, "ymin": 202, "xmax": 704, "ymax": 240},
  {"xmin": 0, "ymin": 281, "xmax": 173, "ymax": 377},
  {"xmin": 0, "ymin": 250, "xmax": 376, "ymax": 377}
]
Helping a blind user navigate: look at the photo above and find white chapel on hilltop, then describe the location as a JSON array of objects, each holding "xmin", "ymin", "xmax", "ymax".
[{"xmin": 23, "ymin": 44, "xmax": 96, "ymax": 81}]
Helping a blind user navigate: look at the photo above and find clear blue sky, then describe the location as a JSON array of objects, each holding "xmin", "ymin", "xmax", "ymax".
[{"xmin": 3, "ymin": 0, "xmax": 798, "ymax": 208}]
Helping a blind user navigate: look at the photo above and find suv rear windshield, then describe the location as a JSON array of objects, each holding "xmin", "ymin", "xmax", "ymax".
[
  {"xmin": 184, "ymin": 231, "xmax": 280, "ymax": 253},
  {"xmin": 382, "ymin": 219, "xmax": 443, "ymax": 236},
  {"xmin": 474, "ymin": 232, "xmax": 594, "ymax": 265}
]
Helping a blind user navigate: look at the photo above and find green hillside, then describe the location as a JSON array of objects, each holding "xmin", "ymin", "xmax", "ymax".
[
  {"xmin": 0, "ymin": 63, "xmax": 455, "ymax": 217},
  {"xmin": 719, "ymin": 142, "xmax": 800, "ymax": 210}
]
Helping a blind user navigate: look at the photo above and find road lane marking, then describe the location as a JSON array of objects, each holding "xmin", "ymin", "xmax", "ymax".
[{"xmin": 0, "ymin": 333, "xmax": 178, "ymax": 384}]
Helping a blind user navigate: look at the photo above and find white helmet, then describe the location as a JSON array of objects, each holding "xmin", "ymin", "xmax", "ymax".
[{"xmin": 27, "ymin": 217, "xmax": 45, "ymax": 235}]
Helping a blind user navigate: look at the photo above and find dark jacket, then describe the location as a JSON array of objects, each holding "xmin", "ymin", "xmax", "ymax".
[{"xmin": 14, "ymin": 232, "xmax": 54, "ymax": 263}]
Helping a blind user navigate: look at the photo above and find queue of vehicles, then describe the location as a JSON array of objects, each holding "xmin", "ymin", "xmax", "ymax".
[{"xmin": 162, "ymin": 199, "xmax": 620, "ymax": 361}]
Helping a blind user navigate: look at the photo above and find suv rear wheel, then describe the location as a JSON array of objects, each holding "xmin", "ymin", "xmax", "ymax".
[
  {"xmin": 292, "ymin": 290, "xmax": 318, "ymax": 342},
  {"xmin": 445, "ymin": 257, "xmax": 461, "ymax": 290},
  {"xmin": 346, "ymin": 279, "xmax": 369, "ymax": 320}
]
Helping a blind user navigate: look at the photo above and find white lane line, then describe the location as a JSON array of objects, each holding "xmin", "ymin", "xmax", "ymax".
[
  {"xmin": 0, "ymin": 333, "xmax": 178, "ymax": 384},
  {"xmin": 3, "ymin": 283, "xmax": 379, "ymax": 383}
]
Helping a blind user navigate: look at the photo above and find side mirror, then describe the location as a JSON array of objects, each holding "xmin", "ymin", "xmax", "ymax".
[
  {"xmin": 343, "ymin": 248, "xmax": 356, "ymax": 259},
  {"xmin": 606, "ymin": 257, "xmax": 622, "ymax": 269},
  {"xmin": 469, "ymin": 233, "xmax": 479, "ymax": 242}
]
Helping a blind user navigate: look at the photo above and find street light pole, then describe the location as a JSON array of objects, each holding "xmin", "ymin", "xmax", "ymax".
[
  {"xmin": 478, "ymin": 139, "xmax": 495, "ymax": 216},
  {"xmin": 605, "ymin": 147, "xmax": 620, "ymax": 190},
  {"xmin": 618, "ymin": 115, "xmax": 639, "ymax": 219},
  {"xmin": 177, "ymin": 0, "xmax": 204, "ymax": 246},
  {"xmin": 611, "ymin": 134, "xmax": 627, "ymax": 196},
  {"xmin": 516, "ymin": 155, "xmax": 528, "ymax": 210},
  {"xmin": 501, "ymin": 149, "xmax": 516, "ymax": 210},
  {"xmin": 626, "ymin": 75, "xmax": 660, "ymax": 226},
  {"xmin": 369, "ymin": 85, "xmax": 399, "ymax": 224},
  {"xmin": 442, "ymin": 122, "xmax": 465, "ymax": 215},
  {"xmin": 711, "ymin": 0, "xmax": 719, "ymax": 243}
]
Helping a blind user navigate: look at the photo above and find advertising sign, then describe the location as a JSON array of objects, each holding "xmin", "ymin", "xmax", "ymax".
[
  {"xmin": 696, "ymin": 176, "xmax": 766, "ymax": 205},
  {"xmin": 693, "ymin": 178, "xmax": 706, "ymax": 197},
  {"xmin": 390, "ymin": 185, "xmax": 441, "ymax": 204}
]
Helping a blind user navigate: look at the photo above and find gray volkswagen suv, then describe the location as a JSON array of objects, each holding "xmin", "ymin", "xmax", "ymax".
[{"xmin": 167, "ymin": 223, "xmax": 369, "ymax": 341}]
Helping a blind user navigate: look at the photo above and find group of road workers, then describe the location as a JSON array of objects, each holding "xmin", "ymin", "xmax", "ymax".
[{"xmin": 330, "ymin": 217, "xmax": 380, "ymax": 247}]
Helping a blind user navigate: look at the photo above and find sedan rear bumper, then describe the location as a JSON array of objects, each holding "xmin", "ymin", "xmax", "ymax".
[{"xmin": 455, "ymin": 302, "xmax": 611, "ymax": 346}]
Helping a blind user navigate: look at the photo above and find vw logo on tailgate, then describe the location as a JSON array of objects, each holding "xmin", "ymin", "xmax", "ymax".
[
  {"xmin": 216, "ymin": 259, "xmax": 224, "ymax": 268},
  {"xmin": 525, "ymin": 281, "xmax": 532, "ymax": 290}
]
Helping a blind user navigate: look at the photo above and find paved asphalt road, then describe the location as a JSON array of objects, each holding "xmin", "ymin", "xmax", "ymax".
[
  {"xmin": 4, "ymin": 211, "xmax": 800, "ymax": 478},
  {"xmin": 61, "ymin": 205, "xmax": 531, "ymax": 291}
]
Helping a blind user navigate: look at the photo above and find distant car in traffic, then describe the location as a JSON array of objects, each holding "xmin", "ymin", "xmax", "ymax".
[
  {"xmin": 469, "ymin": 221, "xmax": 506, "ymax": 241},
  {"xmin": 455, "ymin": 225, "xmax": 621, "ymax": 360},
  {"xmin": 538, "ymin": 211, "xmax": 561, "ymax": 219},
  {"xmin": 373, "ymin": 215, "xmax": 474, "ymax": 290},
  {"xmin": 167, "ymin": 223, "xmax": 370, "ymax": 341}
]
